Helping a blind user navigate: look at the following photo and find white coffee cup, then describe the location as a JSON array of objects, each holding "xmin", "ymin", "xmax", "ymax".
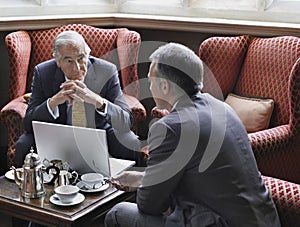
[
  {"xmin": 54, "ymin": 185, "xmax": 79, "ymax": 203},
  {"xmin": 81, "ymin": 173, "xmax": 103, "ymax": 189}
]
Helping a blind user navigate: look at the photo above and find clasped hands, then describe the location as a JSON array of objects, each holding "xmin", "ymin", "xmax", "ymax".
[
  {"xmin": 49, "ymin": 80, "xmax": 104, "ymax": 109},
  {"xmin": 110, "ymin": 171, "xmax": 145, "ymax": 192}
]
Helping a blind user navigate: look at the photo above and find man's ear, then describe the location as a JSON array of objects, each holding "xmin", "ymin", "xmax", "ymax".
[{"xmin": 160, "ymin": 79, "xmax": 169, "ymax": 95}]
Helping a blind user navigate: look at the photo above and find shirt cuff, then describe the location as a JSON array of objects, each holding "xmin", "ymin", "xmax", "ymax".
[{"xmin": 47, "ymin": 98, "xmax": 59, "ymax": 119}]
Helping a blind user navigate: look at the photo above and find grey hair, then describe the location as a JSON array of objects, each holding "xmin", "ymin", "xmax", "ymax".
[
  {"xmin": 53, "ymin": 30, "xmax": 91, "ymax": 60},
  {"xmin": 149, "ymin": 43, "xmax": 203, "ymax": 95}
]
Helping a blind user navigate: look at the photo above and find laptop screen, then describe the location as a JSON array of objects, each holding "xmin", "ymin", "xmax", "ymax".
[{"xmin": 32, "ymin": 121, "xmax": 111, "ymax": 176}]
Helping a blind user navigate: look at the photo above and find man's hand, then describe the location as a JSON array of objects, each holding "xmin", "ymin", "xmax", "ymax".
[
  {"xmin": 59, "ymin": 80, "xmax": 104, "ymax": 107},
  {"xmin": 48, "ymin": 80, "xmax": 105, "ymax": 112},
  {"xmin": 110, "ymin": 171, "xmax": 145, "ymax": 192},
  {"xmin": 141, "ymin": 145, "xmax": 149, "ymax": 161},
  {"xmin": 48, "ymin": 81, "xmax": 77, "ymax": 111}
]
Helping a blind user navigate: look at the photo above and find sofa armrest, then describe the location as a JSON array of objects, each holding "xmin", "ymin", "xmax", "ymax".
[
  {"xmin": 249, "ymin": 125, "xmax": 300, "ymax": 183},
  {"xmin": 262, "ymin": 175, "xmax": 300, "ymax": 227},
  {"xmin": 123, "ymin": 94, "xmax": 146, "ymax": 134},
  {"xmin": 0, "ymin": 96, "xmax": 28, "ymax": 167},
  {"xmin": 249, "ymin": 125, "xmax": 291, "ymax": 152},
  {"xmin": 0, "ymin": 96, "xmax": 28, "ymax": 124}
]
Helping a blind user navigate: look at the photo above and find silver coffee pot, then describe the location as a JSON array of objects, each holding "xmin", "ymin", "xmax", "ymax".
[{"xmin": 12, "ymin": 147, "xmax": 45, "ymax": 198}]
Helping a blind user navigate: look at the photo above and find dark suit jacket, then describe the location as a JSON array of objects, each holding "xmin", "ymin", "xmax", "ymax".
[
  {"xmin": 137, "ymin": 93, "xmax": 280, "ymax": 227},
  {"xmin": 24, "ymin": 56, "xmax": 132, "ymax": 134}
]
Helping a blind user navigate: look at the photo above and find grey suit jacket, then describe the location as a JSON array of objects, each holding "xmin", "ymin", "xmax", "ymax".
[
  {"xmin": 23, "ymin": 56, "xmax": 132, "ymax": 134},
  {"xmin": 137, "ymin": 93, "xmax": 280, "ymax": 227}
]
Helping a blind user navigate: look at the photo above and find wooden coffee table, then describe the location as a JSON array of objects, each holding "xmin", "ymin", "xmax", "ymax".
[{"xmin": 0, "ymin": 176, "xmax": 134, "ymax": 226}]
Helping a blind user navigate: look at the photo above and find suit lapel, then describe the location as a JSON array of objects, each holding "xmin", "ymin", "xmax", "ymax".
[
  {"xmin": 84, "ymin": 58, "xmax": 101, "ymax": 94},
  {"xmin": 84, "ymin": 58, "xmax": 100, "ymax": 128}
]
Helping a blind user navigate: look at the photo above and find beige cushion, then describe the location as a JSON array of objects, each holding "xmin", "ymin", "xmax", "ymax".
[{"xmin": 225, "ymin": 93, "xmax": 274, "ymax": 133}]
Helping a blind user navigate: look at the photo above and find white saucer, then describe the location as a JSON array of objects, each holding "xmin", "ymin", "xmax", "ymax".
[
  {"xmin": 76, "ymin": 181, "xmax": 109, "ymax": 193},
  {"xmin": 50, "ymin": 193, "xmax": 85, "ymax": 206},
  {"xmin": 5, "ymin": 169, "xmax": 51, "ymax": 183}
]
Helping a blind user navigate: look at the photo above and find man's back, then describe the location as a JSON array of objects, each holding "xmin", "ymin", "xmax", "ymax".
[{"xmin": 139, "ymin": 93, "xmax": 280, "ymax": 227}]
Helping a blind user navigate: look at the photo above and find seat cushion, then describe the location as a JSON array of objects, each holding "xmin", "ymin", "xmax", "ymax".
[{"xmin": 225, "ymin": 93, "xmax": 274, "ymax": 133}]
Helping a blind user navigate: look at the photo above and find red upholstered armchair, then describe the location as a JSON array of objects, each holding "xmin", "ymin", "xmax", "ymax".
[
  {"xmin": 262, "ymin": 175, "xmax": 300, "ymax": 227},
  {"xmin": 152, "ymin": 35, "xmax": 300, "ymax": 184},
  {"xmin": 0, "ymin": 24, "xmax": 146, "ymax": 168},
  {"xmin": 198, "ymin": 35, "xmax": 300, "ymax": 184}
]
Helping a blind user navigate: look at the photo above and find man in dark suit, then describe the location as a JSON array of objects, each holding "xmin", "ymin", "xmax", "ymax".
[
  {"xmin": 104, "ymin": 43, "xmax": 281, "ymax": 227},
  {"xmin": 15, "ymin": 30, "xmax": 144, "ymax": 167}
]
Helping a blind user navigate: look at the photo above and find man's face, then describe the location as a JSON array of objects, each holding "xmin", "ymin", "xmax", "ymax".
[
  {"xmin": 148, "ymin": 62, "xmax": 169, "ymax": 109},
  {"xmin": 56, "ymin": 44, "xmax": 88, "ymax": 81}
]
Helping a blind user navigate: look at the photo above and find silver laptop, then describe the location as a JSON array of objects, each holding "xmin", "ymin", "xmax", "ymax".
[{"xmin": 32, "ymin": 121, "xmax": 135, "ymax": 176}]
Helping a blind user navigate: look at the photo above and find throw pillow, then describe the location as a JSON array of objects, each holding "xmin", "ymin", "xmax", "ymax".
[{"xmin": 225, "ymin": 93, "xmax": 274, "ymax": 133}]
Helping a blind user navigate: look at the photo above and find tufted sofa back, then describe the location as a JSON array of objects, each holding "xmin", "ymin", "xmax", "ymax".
[
  {"xmin": 5, "ymin": 24, "xmax": 141, "ymax": 101},
  {"xmin": 234, "ymin": 36, "xmax": 300, "ymax": 128},
  {"xmin": 199, "ymin": 35, "xmax": 300, "ymax": 129},
  {"xmin": 199, "ymin": 35, "xmax": 251, "ymax": 100}
]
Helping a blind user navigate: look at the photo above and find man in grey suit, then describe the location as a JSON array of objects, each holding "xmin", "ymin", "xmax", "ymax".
[
  {"xmin": 15, "ymin": 30, "xmax": 144, "ymax": 167},
  {"xmin": 104, "ymin": 43, "xmax": 281, "ymax": 226}
]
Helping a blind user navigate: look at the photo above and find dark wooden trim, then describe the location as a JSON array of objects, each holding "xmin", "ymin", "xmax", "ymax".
[{"xmin": 1, "ymin": 14, "xmax": 300, "ymax": 37}]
